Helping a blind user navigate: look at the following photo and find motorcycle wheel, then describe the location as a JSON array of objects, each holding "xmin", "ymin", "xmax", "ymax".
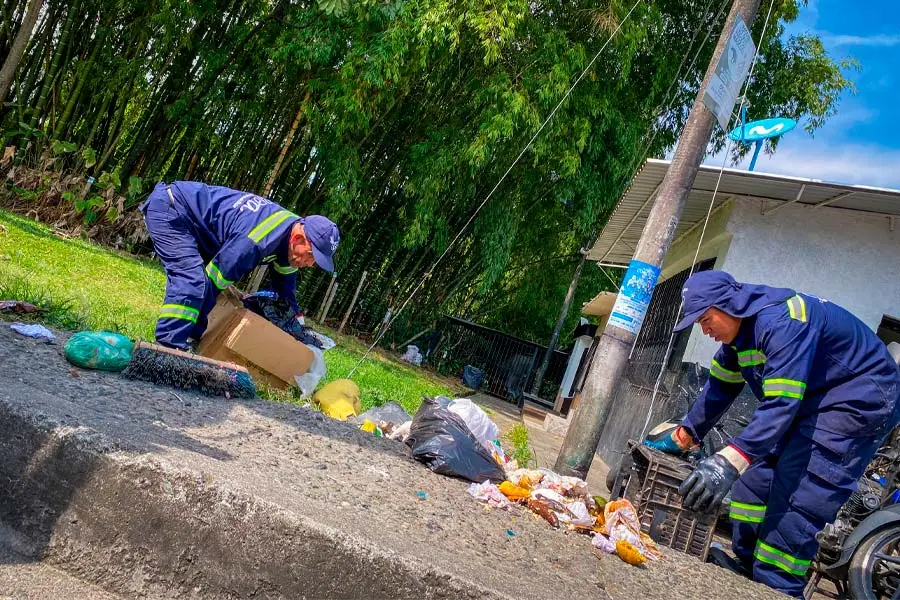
[{"xmin": 848, "ymin": 525, "xmax": 900, "ymax": 600}]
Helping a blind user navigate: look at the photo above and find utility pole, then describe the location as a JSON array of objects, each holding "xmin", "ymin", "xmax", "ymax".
[
  {"xmin": 555, "ymin": 0, "xmax": 761, "ymax": 479},
  {"xmin": 530, "ymin": 245, "xmax": 588, "ymax": 398}
]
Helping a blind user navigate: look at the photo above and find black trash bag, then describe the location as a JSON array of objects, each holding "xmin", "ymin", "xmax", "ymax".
[
  {"xmin": 406, "ymin": 396, "xmax": 505, "ymax": 483},
  {"xmin": 462, "ymin": 365, "xmax": 485, "ymax": 390},
  {"xmin": 242, "ymin": 291, "xmax": 324, "ymax": 349}
]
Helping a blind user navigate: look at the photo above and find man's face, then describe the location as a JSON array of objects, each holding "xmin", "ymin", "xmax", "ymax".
[
  {"xmin": 288, "ymin": 224, "xmax": 316, "ymax": 269},
  {"xmin": 696, "ymin": 307, "xmax": 741, "ymax": 344}
]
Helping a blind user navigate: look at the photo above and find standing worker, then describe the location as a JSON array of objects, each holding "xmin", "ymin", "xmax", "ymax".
[
  {"xmin": 140, "ymin": 181, "xmax": 340, "ymax": 350},
  {"xmin": 645, "ymin": 270, "xmax": 900, "ymax": 598}
]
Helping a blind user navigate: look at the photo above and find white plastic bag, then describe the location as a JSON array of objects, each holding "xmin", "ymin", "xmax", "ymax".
[
  {"xmin": 400, "ymin": 344, "xmax": 423, "ymax": 366},
  {"xmin": 294, "ymin": 346, "xmax": 327, "ymax": 398},
  {"xmin": 447, "ymin": 398, "xmax": 500, "ymax": 450}
]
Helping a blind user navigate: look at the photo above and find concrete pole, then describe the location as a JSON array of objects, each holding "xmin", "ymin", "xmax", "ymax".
[
  {"xmin": 317, "ymin": 273, "xmax": 337, "ymax": 322},
  {"xmin": 321, "ymin": 282, "xmax": 339, "ymax": 324},
  {"xmin": 339, "ymin": 270, "xmax": 367, "ymax": 333},
  {"xmin": 554, "ymin": 0, "xmax": 761, "ymax": 479}
]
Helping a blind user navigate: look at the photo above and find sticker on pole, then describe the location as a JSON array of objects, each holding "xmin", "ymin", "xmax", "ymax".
[
  {"xmin": 608, "ymin": 260, "xmax": 661, "ymax": 335},
  {"xmin": 702, "ymin": 16, "xmax": 756, "ymax": 130}
]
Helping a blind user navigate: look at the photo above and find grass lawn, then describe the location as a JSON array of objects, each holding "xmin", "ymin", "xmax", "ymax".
[{"xmin": 0, "ymin": 209, "xmax": 455, "ymax": 413}]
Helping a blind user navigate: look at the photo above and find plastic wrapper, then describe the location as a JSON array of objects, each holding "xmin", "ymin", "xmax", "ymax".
[
  {"xmin": 357, "ymin": 402, "xmax": 411, "ymax": 427},
  {"xmin": 64, "ymin": 331, "xmax": 133, "ymax": 370},
  {"xmin": 400, "ymin": 344, "xmax": 423, "ymax": 366},
  {"xmin": 601, "ymin": 499, "xmax": 661, "ymax": 561},
  {"xmin": 466, "ymin": 480, "xmax": 514, "ymax": 509},
  {"xmin": 294, "ymin": 346, "xmax": 326, "ymax": 398},
  {"xmin": 11, "ymin": 323, "xmax": 56, "ymax": 343},
  {"xmin": 313, "ymin": 378, "xmax": 361, "ymax": 420},
  {"xmin": 406, "ymin": 396, "xmax": 506, "ymax": 483},
  {"xmin": 447, "ymin": 398, "xmax": 501, "ymax": 453},
  {"xmin": 592, "ymin": 532, "xmax": 616, "ymax": 554}
]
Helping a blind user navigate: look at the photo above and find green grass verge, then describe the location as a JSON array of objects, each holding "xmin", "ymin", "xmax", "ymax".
[{"xmin": 0, "ymin": 209, "xmax": 453, "ymax": 413}]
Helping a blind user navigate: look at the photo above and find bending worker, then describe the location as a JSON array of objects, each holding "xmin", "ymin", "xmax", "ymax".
[
  {"xmin": 646, "ymin": 270, "xmax": 900, "ymax": 597},
  {"xmin": 140, "ymin": 181, "xmax": 340, "ymax": 350}
]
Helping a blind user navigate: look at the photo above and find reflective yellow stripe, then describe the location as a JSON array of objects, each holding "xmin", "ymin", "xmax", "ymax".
[
  {"xmin": 787, "ymin": 295, "xmax": 807, "ymax": 322},
  {"xmin": 205, "ymin": 262, "xmax": 233, "ymax": 290},
  {"xmin": 248, "ymin": 210, "xmax": 296, "ymax": 243},
  {"xmin": 710, "ymin": 359, "xmax": 743, "ymax": 384},
  {"xmin": 262, "ymin": 255, "xmax": 277, "ymax": 263},
  {"xmin": 763, "ymin": 378, "xmax": 806, "ymax": 400},
  {"xmin": 159, "ymin": 303, "xmax": 199, "ymax": 323},
  {"xmin": 754, "ymin": 541, "xmax": 810, "ymax": 576},
  {"xmin": 272, "ymin": 263, "xmax": 298, "ymax": 275},
  {"xmin": 729, "ymin": 501, "xmax": 766, "ymax": 523},
  {"xmin": 737, "ymin": 349, "xmax": 766, "ymax": 367}
]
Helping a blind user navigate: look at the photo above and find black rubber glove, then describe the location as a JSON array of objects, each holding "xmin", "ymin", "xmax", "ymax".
[{"xmin": 678, "ymin": 453, "xmax": 739, "ymax": 513}]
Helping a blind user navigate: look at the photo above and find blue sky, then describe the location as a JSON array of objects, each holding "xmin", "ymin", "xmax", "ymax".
[{"xmin": 704, "ymin": 0, "xmax": 900, "ymax": 188}]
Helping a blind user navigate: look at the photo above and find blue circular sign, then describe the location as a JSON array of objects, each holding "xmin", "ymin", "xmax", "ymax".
[{"xmin": 728, "ymin": 117, "xmax": 797, "ymax": 142}]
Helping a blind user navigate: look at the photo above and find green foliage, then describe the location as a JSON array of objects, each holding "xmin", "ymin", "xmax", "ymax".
[
  {"xmin": 81, "ymin": 147, "xmax": 97, "ymax": 168},
  {"xmin": 503, "ymin": 423, "xmax": 536, "ymax": 467},
  {"xmin": 0, "ymin": 209, "xmax": 454, "ymax": 410},
  {"xmin": 0, "ymin": 0, "xmax": 857, "ymax": 344},
  {"xmin": 50, "ymin": 139, "xmax": 77, "ymax": 155}
]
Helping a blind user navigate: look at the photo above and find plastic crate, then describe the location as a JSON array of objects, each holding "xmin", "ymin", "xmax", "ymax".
[{"xmin": 622, "ymin": 440, "xmax": 717, "ymax": 561}]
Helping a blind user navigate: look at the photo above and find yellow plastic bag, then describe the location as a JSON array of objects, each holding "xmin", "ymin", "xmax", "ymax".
[{"xmin": 313, "ymin": 379, "xmax": 361, "ymax": 420}]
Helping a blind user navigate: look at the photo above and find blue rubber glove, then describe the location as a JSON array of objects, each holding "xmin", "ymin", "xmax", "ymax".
[
  {"xmin": 679, "ymin": 453, "xmax": 739, "ymax": 513},
  {"xmin": 644, "ymin": 433, "xmax": 685, "ymax": 454},
  {"xmin": 643, "ymin": 425, "xmax": 697, "ymax": 455}
]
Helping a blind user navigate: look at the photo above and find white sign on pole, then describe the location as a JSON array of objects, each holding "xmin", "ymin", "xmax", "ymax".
[{"xmin": 702, "ymin": 16, "xmax": 756, "ymax": 130}]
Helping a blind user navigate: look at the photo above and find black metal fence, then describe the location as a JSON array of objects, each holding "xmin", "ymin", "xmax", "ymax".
[{"xmin": 434, "ymin": 316, "xmax": 569, "ymax": 409}]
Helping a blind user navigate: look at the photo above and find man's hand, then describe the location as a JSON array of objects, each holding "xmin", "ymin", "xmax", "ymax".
[
  {"xmin": 644, "ymin": 425, "xmax": 697, "ymax": 455},
  {"xmin": 678, "ymin": 453, "xmax": 740, "ymax": 513}
]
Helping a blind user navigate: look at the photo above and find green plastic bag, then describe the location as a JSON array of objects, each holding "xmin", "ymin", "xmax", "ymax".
[{"xmin": 64, "ymin": 331, "xmax": 134, "ymax": 371}]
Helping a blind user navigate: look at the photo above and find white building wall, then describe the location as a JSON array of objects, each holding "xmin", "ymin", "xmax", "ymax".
[{"xmin": 683, "ymin": 199, "xmax": 900, "ymax": 365}]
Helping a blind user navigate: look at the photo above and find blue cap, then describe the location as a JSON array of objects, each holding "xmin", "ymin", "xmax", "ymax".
[
  {"xmin": 673, "ymin": 271, "xmax": 739, "ymax": 331},
  {"xmin": 673, "ymin": 270, "xmax": 795, "ymax": 332},
  {"xmin": 303, "ymin": 215, "xmax": 340, "ymax": 273}
]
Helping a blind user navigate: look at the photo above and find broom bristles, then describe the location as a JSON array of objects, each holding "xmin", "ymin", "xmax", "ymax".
[{"xmin": 122, "ymin": 344, "xmax": 256, "ymax": 398}]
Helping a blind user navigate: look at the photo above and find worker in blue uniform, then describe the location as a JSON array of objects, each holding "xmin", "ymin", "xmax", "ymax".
[
  {"xmin": 140, "ymin": 181, "xmax": 340, "ymax": 350},
  {"xmin": 645, "ymin": 270, "xmax": 900, "ymax": 598}
]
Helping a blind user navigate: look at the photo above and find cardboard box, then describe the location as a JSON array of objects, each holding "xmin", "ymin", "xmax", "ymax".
[
  {"xmin": 205, "ymin": 286, "xmax": 245, "ymax": 334},
  {"xmin": 198, "ymin": 292, "xmax": 314, "ymax": 390}
]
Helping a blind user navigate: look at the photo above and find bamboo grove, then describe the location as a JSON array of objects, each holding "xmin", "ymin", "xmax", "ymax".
[{"xmin": 0, "ymin": 0, "xmax": 855, "ymax": 344}]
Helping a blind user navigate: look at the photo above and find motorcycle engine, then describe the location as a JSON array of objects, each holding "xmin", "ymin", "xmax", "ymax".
[{"xmin": 817, "ymin": 475, "xmax": 887, "ymax": 562}]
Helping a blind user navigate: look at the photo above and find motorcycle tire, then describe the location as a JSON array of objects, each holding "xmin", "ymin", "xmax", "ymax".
[{"xmin": 848, "ymin": 524, "xmax": 900, "ymax": 600}]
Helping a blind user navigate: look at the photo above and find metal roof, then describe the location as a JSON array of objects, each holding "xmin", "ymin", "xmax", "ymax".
[{"xmin": 587, "ymin": 159, "xmax": 900, "ymax": 266}]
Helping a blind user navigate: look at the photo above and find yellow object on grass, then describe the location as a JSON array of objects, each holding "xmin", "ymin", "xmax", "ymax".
[{"xmin": 313, "ymin": 379, "xmax": 361, "ymax": 420}]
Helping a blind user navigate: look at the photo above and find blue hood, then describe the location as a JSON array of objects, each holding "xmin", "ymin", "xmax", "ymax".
[{"xmin": 673, "ymin": 271, "xmax": 796, "ymax": 331}]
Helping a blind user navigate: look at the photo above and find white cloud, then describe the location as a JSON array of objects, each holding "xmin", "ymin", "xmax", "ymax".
[
  {"xmin": 821, "ymin": 33, "xmax": 900, "ymax": 47},
  {"xmin": 706, "ymin": 142, "xmax": 900, "ymax": 189}
]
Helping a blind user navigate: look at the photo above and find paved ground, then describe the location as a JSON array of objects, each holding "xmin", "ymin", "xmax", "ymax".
[
  {"xmin": 0, "ymin": 324, "xmax": 788, "ymax": 599},
  {"xmin": 0, "ymin": 523, "xmax": 123, "ymax": 599}
]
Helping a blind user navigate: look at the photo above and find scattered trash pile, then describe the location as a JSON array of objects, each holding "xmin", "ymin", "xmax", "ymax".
[
  {"xmin": 348, "ymin": 394, "xmax": 662, "ymax": 567},
  {"xmin": 467, "ymin": 473, "xmax": 661, "ymax": 566}
]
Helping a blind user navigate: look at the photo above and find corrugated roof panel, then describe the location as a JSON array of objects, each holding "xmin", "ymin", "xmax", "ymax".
[{"xmin": 588, "ymin": 159, "xmax": 900, "ymax": 265}]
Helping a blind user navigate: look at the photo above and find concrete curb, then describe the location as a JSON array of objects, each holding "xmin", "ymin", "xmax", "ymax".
[{"xmin": 0, "ymin": 404, "xmax": 500, "ymax": 599}]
